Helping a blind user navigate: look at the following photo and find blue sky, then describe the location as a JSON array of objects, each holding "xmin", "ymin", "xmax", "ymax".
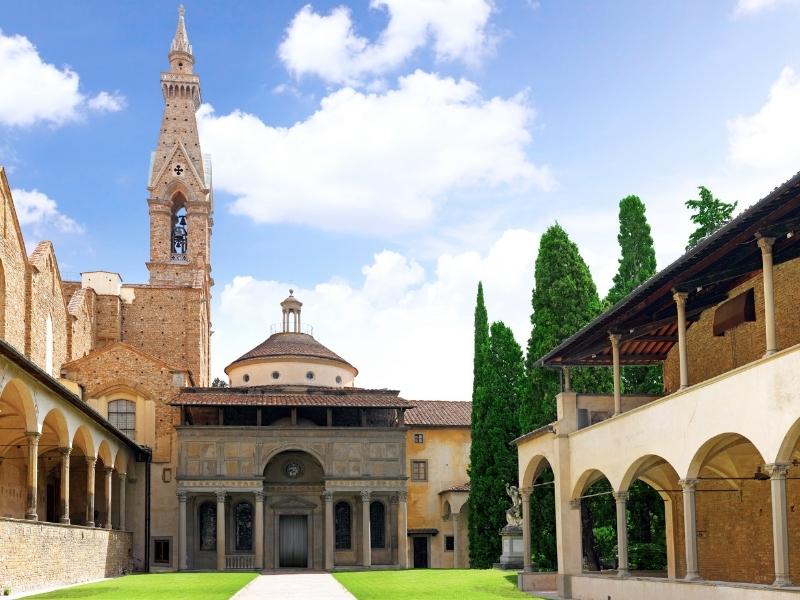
[{"xmin": 2, "ymin": 0, "xmax": 800, "ymax": 398}]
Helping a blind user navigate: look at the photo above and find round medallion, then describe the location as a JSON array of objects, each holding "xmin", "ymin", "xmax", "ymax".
[{"xmin": 283, "ymin": 460, "xmax": 304, "ymax": 479}]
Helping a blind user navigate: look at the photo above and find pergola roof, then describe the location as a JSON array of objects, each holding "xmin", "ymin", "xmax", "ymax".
[
  {"xmin": 171, "ymin": 385, "xmax": 410, "ymax": 408},
  {"xmin": 540, "ymin": 170, "xmax": 800, "ymax": 367}
]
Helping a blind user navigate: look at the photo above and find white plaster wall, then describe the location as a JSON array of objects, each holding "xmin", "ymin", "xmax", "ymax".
[{"xmin": 227, "ymin": 359, "xmax": 355, "ymax": 388}]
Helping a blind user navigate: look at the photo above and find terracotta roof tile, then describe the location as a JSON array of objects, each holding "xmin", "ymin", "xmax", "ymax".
[
  {"xmin": 227, "ymin": 332, "xmax": 355, "ymax": 371},
  {"xmin": 405, "ymin": 400, "xmax": 471, "ymax": 426},
  {"xmin": 172, "ymin": 385, "xmax": 408, "ymax": 408},
  {"xmin": 439, "ymin": 483, "xmax": 470, "ymax": 494}
]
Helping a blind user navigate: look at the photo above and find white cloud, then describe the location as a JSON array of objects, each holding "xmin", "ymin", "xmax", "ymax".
[
  {"xmin": 728, "ymin": 67, "xmax": 800, "ymax": 177},
  {"xmin": 213, "ymin": 229, "xmax": 536, "ymax": 400},
  {"xmin": 11, "ymin": 188, "xmax": 84, "ymax": 235},
  {"xmin": 87, "ymin": 91, "xmax": 126, "ymax": 113},
  {"xmin": 278, "ymin": 0, "xmax": 495, "ymax": 84},
  {"xmin": 733, "ymin": 0, "xmax": 799, "ymax": 16},
  {"xmin": 0, "ymin": 30, "xmax": 125, "ymax": 127},
  {"xmin": 198, "ymin": 70, "xmax": 553, "ymax": 235}
]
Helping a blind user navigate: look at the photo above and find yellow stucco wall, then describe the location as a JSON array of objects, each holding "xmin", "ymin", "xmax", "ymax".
[{"xmin": 406, "ymin": 426, "xmax": 470, "ymax": 568}]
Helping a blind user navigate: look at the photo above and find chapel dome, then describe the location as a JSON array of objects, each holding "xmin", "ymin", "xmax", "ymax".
[{"xmin": 224, "ymin": 291, "xmax": 358, "ymax": 387}]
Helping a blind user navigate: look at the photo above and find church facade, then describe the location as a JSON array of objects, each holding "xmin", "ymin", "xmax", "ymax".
[{"xmin": 0, "ymin": 7, "xmax": 470, "ymax": 593}]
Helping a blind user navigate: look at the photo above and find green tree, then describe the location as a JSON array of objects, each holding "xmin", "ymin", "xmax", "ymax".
[
  {"xmin": 211, "ymin": 377, "xmax": 228, "ymax": 388},
  {"xmin": 522, "ymin": 223, "xmax": 609, "ymax": 433},
  {"xmin": 468, "ymin": 320, "xmax": 525, "ymax": 568},
  {"xmin": 685, "ymin": 186, "xmax": 738, "ymax": 249},
  {"xmin": 605, "ymin": 195, "xmax": 661, "ymax": 394}
]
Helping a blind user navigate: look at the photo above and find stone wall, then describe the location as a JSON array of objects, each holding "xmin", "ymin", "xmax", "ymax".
[
  {"xmin": 0, "ymin": 518, "xmax": 131, "ymax": 593},
  {"xmin": 0, "ymin": 175, "xmax": 29, "ymax": 355},
  {"xmin": 664, "ymin": 257, "xmax": 800, "ymax": 393},
  {"xmin": 27, "ymin": 242, "xmax": 69, "ymax": 376}
]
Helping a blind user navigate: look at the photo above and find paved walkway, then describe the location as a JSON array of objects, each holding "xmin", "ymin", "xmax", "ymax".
[{"xmin": 232, "ymin": 572, "xmax": 356, "ymax": 600}]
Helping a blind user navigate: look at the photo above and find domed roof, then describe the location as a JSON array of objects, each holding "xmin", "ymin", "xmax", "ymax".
[{"xmin": 225, "ymin": 332, "xmax": 357, "ymax": 374}]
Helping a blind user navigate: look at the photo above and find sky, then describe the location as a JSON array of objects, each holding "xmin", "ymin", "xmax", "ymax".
[{"xmin": 2, "ymin": 0, "xmax": 800, "ymax": 399}]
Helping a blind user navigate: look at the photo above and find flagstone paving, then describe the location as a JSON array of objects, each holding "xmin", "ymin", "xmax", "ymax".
[{"xmin": 232, "ymin": 572, "xmax": 356, "ymax": 600}]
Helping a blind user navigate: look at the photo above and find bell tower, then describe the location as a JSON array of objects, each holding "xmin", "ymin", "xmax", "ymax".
[{"xmin": 146, "ymin": 5, "xmax": 212, "ymax": 289}]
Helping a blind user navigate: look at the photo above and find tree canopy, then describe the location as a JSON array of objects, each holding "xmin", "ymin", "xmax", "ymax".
[{"xmin": 685, "ymin": 186, "xmax": 737, "ymax": 249}]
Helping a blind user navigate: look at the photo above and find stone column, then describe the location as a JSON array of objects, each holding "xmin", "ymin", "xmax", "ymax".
[
  {"xmin": 361, "ymin": 490, "xmax": 371, "ymax": 567},
  {"xmin": 451, "ymin": 512, "xmax": 462, "ymax": 569},
  {"xmin": 85, "ymin": 456, "xmax": 96, "ymax": 527},
  {"xmin": 614, "ymin": 492, "xmax": 630, "ymax": 577},
  {"xmin": 680, "ymin": 479, "xmax": 700, "ymax": 580},
  {"xmin": 255, "ymin": 490, "xmax": 265, "ymax": 571},
  {"xmin": 766, "ymin": 463, "xmax": 792, "ymax": 586},
  {"xmin": 177, "ymin": 491, "xmax": 188, "ymax": 570},
  {"xmin": 397, "ymin": 491, "xmax": 408, "ymax": 568},
  {"xmin": 757, "ymin": 237, "xmax": 777, "ymax": 355},
  {"xmin": 216, "ymin": 490, "xmax": 226, "ymax": 571},
  {"xmin": 674, "ymin": 292, "xmax": 689, "ymax": 389},
  {"xmin": 118, "ymin": 473, "xmax": 127, "ymax": 531},
  {"xmin": 104, "ymin": 467, "xmax": 113, "ymax": 529},
  {"xmin": 59, "ymin": 447, "xmax": 71, "ymax": 524},
  {"xmin": 610, "ymin": 333, "xmax": 622, "ymax": 415},
  {"xmin": 322, "ymin": 491, "xmax": 334, "ymax": 570},
  {"xmin": 25, "ymin": 432, "xmax": 40, "ymax": 520},
  {"xmin": 521, "ymin": 487, "xmax": 532, "ymax": 572}
]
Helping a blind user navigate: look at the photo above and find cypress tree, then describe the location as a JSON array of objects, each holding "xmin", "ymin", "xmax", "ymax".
[
  {"xmin": 522, "ymin": 223, "xmax": 608, "ymax": 433},
  {"xmin": 469, "ymin": 320, "xmax": 524, "ymax": 568}
]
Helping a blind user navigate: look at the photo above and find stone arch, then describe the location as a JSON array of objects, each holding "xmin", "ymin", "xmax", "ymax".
[
  {"xmin": 571, "ymin": 467, "xmax": 613, "ymax": 500},
  {"xmin": 96, "ymin": 439, "xmax": 113, "ymax": 467},
  {"xmin": 0, "ymin": 377, "xmax": 37, "ymax": 433},
  {"xmin": 72, "ymin": 425, "xmax": 95, "ymax": 458},
  {"xmin": 261, "ymin": 444, "xmax": 326, "ymax": 474},
  {"xmin": 776, "ymin": 416, "xmax": 800, "ymax": 464},
  {"xmin": 41, "ymin": 407, "xmax": 70, "ymax": 449},
  {"xmin": 114, "ymin": 450, "xmax": 128, "ymax": 475},
  {"xmin": 619, "ymin": 454, "xmax": 680, "ymax": 495},
  {"xmin": 522, "ymin": 454, "xmax": 553, "ymax": 489},
  {"xmin": 686, "ymin": 431, "xmax": 766, "ymax": 481}
]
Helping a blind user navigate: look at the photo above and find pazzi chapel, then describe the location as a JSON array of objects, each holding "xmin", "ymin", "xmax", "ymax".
[{"xmin": 0, "ymin": 8, "xmax": 471, "ymax": 593}]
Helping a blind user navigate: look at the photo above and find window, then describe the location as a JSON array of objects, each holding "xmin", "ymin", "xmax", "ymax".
[
  {"xmin": 153, "ymin": 538, "xmax": 171, "ymax": 564},
  {"xmin": 411, "ymin": 460, "xmax": 428, "ymax": 481},
  {"xmin": 335, "ymin": 375, "xmax": 342, "ymax": 384},
  {"xmin": 370, "ymin": 501, "xmax": 385, "ymax": 549},
  {"xmin": 234, "ymin": 502, "xmax": 253, "ymax": 551},
  {"xmin": 199, "ymin": 501, "xmax": 216, "ymax": 551},
  {"xmin": 335, "ymin": 502, "xmax": 352, "ymax": 550},
  {"xmin": 306, "ymin": 371, "xmax": 315, "ymax": 380},
  {"xmin": 108, "ymin": 399, "xmax": 136, "ymax": 439},
  {"xmin": 445, "ymin": 536, "xmax": 455, "ymax": 552},
  {"xmin": 243, "ymin": 374, "xmax": 250, "ymax": 383},
  {"xmin": 413, "ymin": 433, "xmax": 424, "ymax": 444},
  {"xmin": 272, "ymin": 371, "xmax": 280, "ymax": 380}
]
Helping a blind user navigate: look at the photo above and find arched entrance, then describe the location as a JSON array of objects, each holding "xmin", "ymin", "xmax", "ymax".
[{"xmin": 263, "ymin": 450, "xmax": 325, "ymax": 569}]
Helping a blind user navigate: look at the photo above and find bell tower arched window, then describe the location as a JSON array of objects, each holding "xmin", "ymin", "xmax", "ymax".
[{"xmin": 171, "ymin": 204, "xmax": 188, "ymax": 262}]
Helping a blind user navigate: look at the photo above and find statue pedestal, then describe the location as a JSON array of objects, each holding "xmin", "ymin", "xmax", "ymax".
[{"xmin": 496, "ymin": 525, "xmax": 524, "ymax": 570}]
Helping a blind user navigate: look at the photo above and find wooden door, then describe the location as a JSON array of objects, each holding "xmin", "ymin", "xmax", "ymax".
[
  {"xmin": 279, "ymin": 515, "xmax": 308, "ymax": 568},
  {"xmin": 413, "ymin": 536, "xmax": 429, "ymax": 568}
]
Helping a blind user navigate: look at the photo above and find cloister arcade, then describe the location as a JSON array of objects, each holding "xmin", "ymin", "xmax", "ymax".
[{"xmin": 0, "ymin": 366, "xmax": 138, "ymax": 530}]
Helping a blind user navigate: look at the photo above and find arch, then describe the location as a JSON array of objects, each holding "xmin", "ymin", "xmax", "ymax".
[
  {"xmin": 572, "ymin": 468, "xmax": 613, "ymax": 500},
  {"xmin": 96, "ymin": 439, "xmax": 113, "ymax": 466},
  {"xmin": 522, "ymin": 454, "xmax": 553, "ymax": 489},
  {"xmin": 0, "ymin": 378, "xmax": 37, "ymax": 433},
  {"xmin": 776, "ymin": 417, "xmax": 800, "ymax": 464},
  {"xmin": 442, "ymin": 500, "xmax": 452, "ymax": 520},
  {"xmin": 41, "ymin": 408, "xmax": 70, "ymax": 448},
  {"xmin": 114, "ymin": 450, "xmax": 128, "ymax": 475},
  {"xmin": 72, "ymin": 425, "xmax": 95, "ymax": 458},
  {"xmin": 334, "ymin": 500, "xmax": 352, "ymax": 550},
  {"xmin": 686, "ymin": 432, "xmax": 766, "ymax": 480},
  {"xmin": 260, "ymin": 444, "xmax": 326, "ymax": 474},
  {"xmin": 619, "ymin": 454, "xmax": 680, "ymax": 495}
]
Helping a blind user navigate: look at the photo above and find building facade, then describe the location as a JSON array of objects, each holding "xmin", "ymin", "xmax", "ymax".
[
  {"xmin": 515, "ymin": 171, "xmax": 800, "ymax": 599},
  {"xmin": 0, "ymin": 7, "xmax": 472, "ymax": 592}
]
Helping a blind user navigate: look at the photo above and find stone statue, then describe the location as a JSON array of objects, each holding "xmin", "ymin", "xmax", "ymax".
[{"xmin": 505, "ymin": 482, "xmax": 523, "ymax": 528}]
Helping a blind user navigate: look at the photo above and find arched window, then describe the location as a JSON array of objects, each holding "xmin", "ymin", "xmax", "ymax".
[
  {"xmin": 45, "ymin": 313, "xmax": 53, "ymax": 376},
  {"xmin": 234, "ymin": 501, "xmax": 253, "ymax": 551},
  {"xmin": 199, "ymin": 501, "xmax": 216, "ymax": 551},
  {"xmin": 171, "ymin": 205, "xmax": 188, "ymax": 260},
  {"xmin": 108, "ymin": 399, "xmax": 136, "ymax": 439},
  {"xmin": 335, "ymin": 501, "xmax": 352, "ymax": 550},
  {"xmin": 370, "ymin": 501, "xmax": 385, "ymax": 549}
]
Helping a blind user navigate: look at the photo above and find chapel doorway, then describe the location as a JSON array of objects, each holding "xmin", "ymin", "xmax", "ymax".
[
  {"xmin": 279, "ymin": 514, "xmax": 309, "ymax": 568},
  {"xmin": 412, "ymin": 536, "xmax": 429, "ymax": 568}
]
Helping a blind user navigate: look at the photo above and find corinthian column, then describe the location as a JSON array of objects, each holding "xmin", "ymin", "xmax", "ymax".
[
  {"xmin": 59, "ymin": 447, "xmax": 71, "ymax": 524},
  {"xmin": 25, "ymin": 432, "xmax": 40, "ymax": 520},
  {"xmin": 361, "ymin": 490, "xmax": 371, "ymax": 567}
]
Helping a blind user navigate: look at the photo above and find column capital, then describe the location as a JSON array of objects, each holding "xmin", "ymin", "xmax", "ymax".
[
  {"xmin": 25, "ymin": 431, "xmax": 41, "ymax": 441},
  {"xmin": 569, "ymin": 499, "xmax": 581, "ymax": 510},
  {"xmin": 176, "ymin": 490, "xmax": 189, "ymax": 502},
  {"xmin": 58, "ymin": 446, "xmax": 72, "ymax": 457},
  {"xmin": 360, "ymin": 490, "xmax": 371, "ymax": 502},
  {"xmin": 613, "ymin": 491, "xmax": 629, "ymax": 502},
  {"xmin": 679, "ymin": 478, "xmax": 699, "ymax": 491},
  {"xmin": 85, "ymin": 455, "xmax": 97, "ymax": 466},
  {"xmin": 756, "ymin": 236, "xmax": 776, "ymax": 253},
  {"xmin": 609, "ymin": 332, "xmax": 621, "ymax": 346},
  {"xmin": 321, "ymin": 490, "xmax": 333, "ymax": 502},
  {"xmin": 104, "ymin": 466, "xmax": 114, "ymax": 476},
  {"xmin": 673, "ymin": 290, "xmax": 689, "ymax": 305},
  {"xmin": 765, "ymin": 463, "xmax": 791, "ymax": 479},
  {"xmin": 215, "ymin": 489, "xmax": 227, "ymax": 502},
  {"xmin": 396, "ymin": 490, "xmax": 408, "ymax": 502},
  {"xmin": 520, "ymin": 487, "xmax": 533, "ymax": 497},
  {"xmin": 255, "ymin": 490, "xmax": 266, "ymax": 501},
  {"xmin": 118, "ymin": 471, "xmax": 127, "ymax": 481}
]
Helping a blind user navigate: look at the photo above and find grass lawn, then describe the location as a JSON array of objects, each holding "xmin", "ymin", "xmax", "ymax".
[
  {"xmin": 23, "ymin": 572, "xmax": 258, "ymax": 600},
  {"xmin": 334, "ymin": 569, "xmax": 540, "ymax": 600}
]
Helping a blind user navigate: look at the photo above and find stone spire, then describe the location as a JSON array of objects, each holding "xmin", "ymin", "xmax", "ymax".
[{"xmin": 170, "ymin": 5, "xmax": 192, "ymax": 55}]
